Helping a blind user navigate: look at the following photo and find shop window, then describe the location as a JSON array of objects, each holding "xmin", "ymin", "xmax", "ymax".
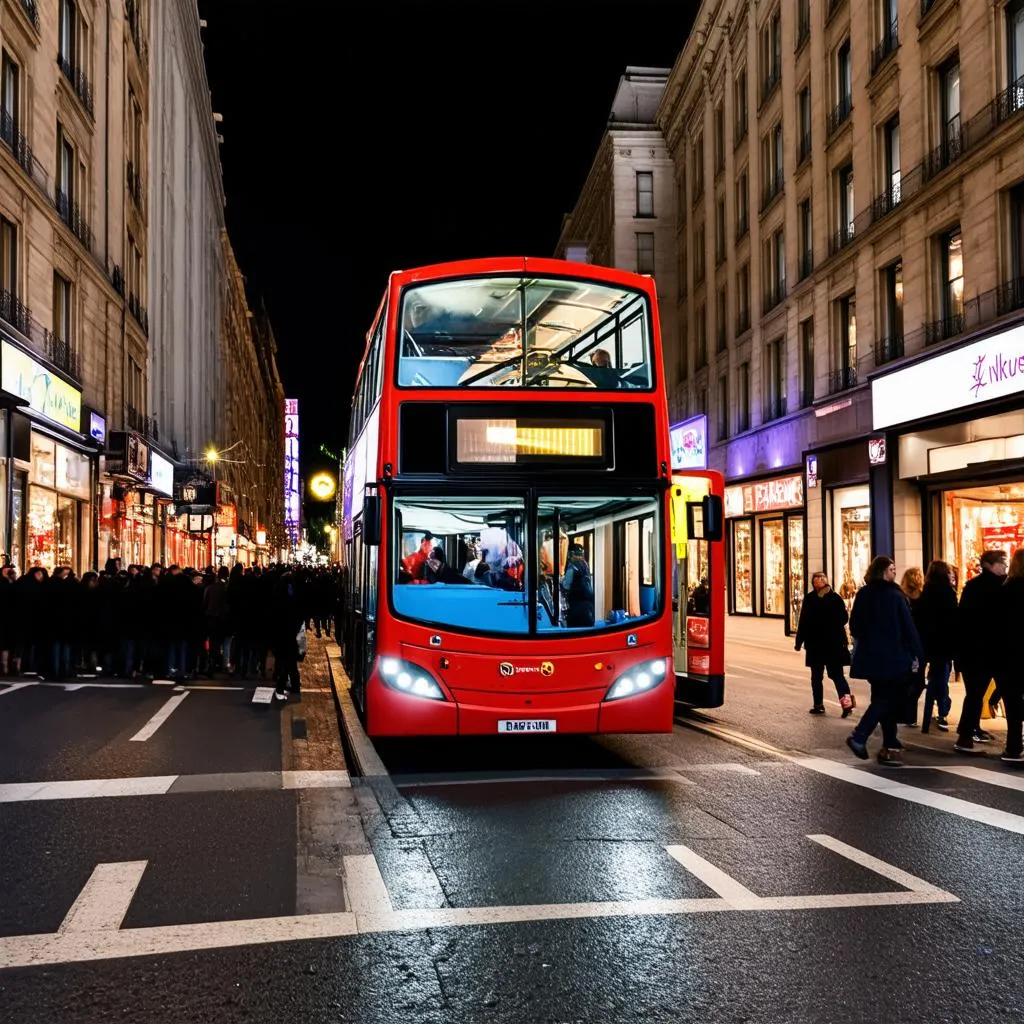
[
  {"xmin": 733, "ymin": 519, "xmax": 754, "ymax": 612},
  {"xmin": 636, "ymin": 170, "xmax": 653, "ymax": 217},
  {"xmin": 830, "ymin": 486, "xmax": 871, "ymax": 611},
  {"xmin": 788, "ymin": 516, "xmax": 805, "ymax": 633},
  {"xmin": 636, "ymin": 232, "xmax": 654, "ymax": 274},
  {"xmin": 762, "ymin": 519, "xmax": 786, "ymax": 615},
  {"xmin": 942, "ymin": 483, "xmax": 1024, "ymax": 591}
]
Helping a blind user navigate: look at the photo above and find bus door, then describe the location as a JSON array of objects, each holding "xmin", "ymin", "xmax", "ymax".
[{"xmin": 670, "ymin": 473, "xmax": 725, "ymax": 708}]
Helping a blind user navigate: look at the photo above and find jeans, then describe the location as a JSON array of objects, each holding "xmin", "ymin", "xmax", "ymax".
[
  {"xmin": 50, "ymin": 642, "xmax": 73, "ymax": 680},
  {"xmin": 810, "ymin": 662, "xmax": 851, "ymax": 706},
  {"xmin": 166, "ymin": 639, "xmax": 190, "ymax": 678},
  {"xmin": 852, "ymin": 677, "xmax": 902, "ymax": 749},
  {"xmin": 922, "ymin": 660, "xmax": 952, "ymax": 727},
  {"xmin": 118, "ymin": 638, "xmax": 136, "ymax": 678}
]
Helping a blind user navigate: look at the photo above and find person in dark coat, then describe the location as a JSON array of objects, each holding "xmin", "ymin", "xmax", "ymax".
[
  {"xmin": 954, "ymin": 549, "xmax": 1008, "ymax": 753},
  {"xmin": 795, "ymin": 570, "xmax": 853, "ymax": 716},
  {"xmin": 846, "ymin": 555, "xmax": 923, "ymax": 767},
  {"xmin": 995, "ymin": 550, "xmax": 1024, "ymax": 764},
  {"xmin": 899, "ymin": 567, "xmax": 926, "ymax": 725},
  {"xmin": 917, "ymin": 559, "xmax": 958, "ymax": 733},
  {"xmin": 271, "ymin": 570, "xmax": 305, "ymax": 700}
]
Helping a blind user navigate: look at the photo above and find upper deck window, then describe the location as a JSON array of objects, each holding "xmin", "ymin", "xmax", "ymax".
[{"xmin": 397, "ymin": 275, "xmax": 654, "ymax": 390}]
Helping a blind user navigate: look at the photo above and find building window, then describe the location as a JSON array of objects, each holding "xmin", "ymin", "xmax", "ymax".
[
  {"xmin": 678, "ymin": 242, "xmax": 688, "ymax": 299},
  {"xmin": 1010, "ymin": 1, "xmax": 1024, "ymax": 104},
  {"xmin": 736, "ymin": 170, "xmax": 749, "ymax": 238},
  {"xmin": 764, "ymin": 336, "xmax": 786, "ymax": 420},
  {"xmin": 830, "ymin": 294, "xmax": 857, "ymax": 392},
  {"xmin": 716, "ymin": 286, "xmax": 727, "ymax": 352},
  {"xmin": 694, "ymin": 224, "xmax": 705, "ymax": 284},
  {"xmin": 128, "ymin": 356, "xmax": 144, "ymax": 414},
  {"xmin": 877, "ymin": 260, "xmax": 903, "ymax": 364},
  {"xmin": 715, "ymin": 103, "xmax": 725, "ymax": 174},
  {"xmin": 872, "ymin": 0, "xmax": 899, "ymax": 74},
  {"xmin": 1002, "ymin": 184, "xmax": 1024, "ymax": 314},
  {"xmin": 737, "ymin": 263, "xmax": 750, "ymax": 333},
  {"xmin": 800, "ymin": 318, "xmax": 815, "ymax": 406},
  {"xmin": 59, "ymin": 0, "xmax": 77, "ymax": 68},
  {"xmin": 942, "ymin": 226, "xmax": 964, "ymax": 325},
  {"xmin": 797, "ymin": 0, "xmax": 811, "ymax": 50},
  {"xmin": 1, "ymin": 51, "xmax": 19, "ymax": 143},
  {"xmin": 881, "ymin": 116, "xmax": 901, "ymax": 215},
  {"xmin": 678, "ymin": 319, "xmax": 689, "ymax": 382},
  {"xmin": 57, "ymin": 124, "xmax": 75, "ymax": 207},
  {"xmin": 636, "ymin": 170, "xmax": 654, "ymax": 217},
  {"xmin": 696, "ymin": 305, "xmax": 707, "ymax": 369},
  {"xmin": 0, "ymin": 216, "xmax": 19, "ymax": 329},
  {"xmin": 829, "ymin": 39, "xmax": 853, "ymax": 132},
  {"xmin": 693, "ymin": 132, "xmax": 704, "ymax": 202},
  {"xmin": 53, "ymin": 271, "xmax": 73, "ymax": 349},
  {"xmin": 833, "ymin": 163, "xmax": 855, "ymax": 251},
  {"xmin": 738, "ymin": 362, "xmax": 750, "ymax": 432},
  {"xmin": 636, "ymin": 232, "xmax": 655, "ymax": 274},
  {"xmin": 716, "ymin": 198, "xmax": 726, "ymax": 265},
  {"xmin": 734, "ymin": 68, "xmax": 748, "ymax": 144},
  {"xmin": 761, "ymin": 7, "xmax": 782, "ymax": 102},
  {"xmin": 761, "ymin": 122, "xmax": 783, "ymax": 208},
  {"xmin": 764, "ymin": 228, "xmax": 786, "ymax": 310},
  {"xmin": 799, "ymin": 198, "xmax": 813, "ymax": 279},
  {"xmin": 937, "ymin": 56, "xmax": 961, "ymax": 168},
  {"xmin": 797, "ymin": 86, "xmax": 811, "ymax": 163},
  {"xmin": 717, "ymin": 373, "xmax": 730, "ymax": 440}
]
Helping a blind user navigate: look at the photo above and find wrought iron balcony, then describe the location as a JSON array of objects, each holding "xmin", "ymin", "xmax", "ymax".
[
  {"xmin": 996, "ymin": 74, "xmax": 1024, "ymax": 125},
  {"xmin": 830, "ymin": 221, "xmax": 856, "ymax": 256},
  {"xmin": 42, "ymin": 330, "xmax": 82, "ymax": 380},
  {"xmin": 827, "ymin": 94, "xmax": 853, "ymax": 136},
  {"xmin": 763, "ymin": 280, "xmax": 787, "ymax": 313},
  {"xmin": 874, "ymin": 335, "xmax": 904, "ymax": 366},
  {"xmin": 763, "ymin": 394, "xmax": 788, "ymax": 422},
  {"xmin": 760, "ymin": 66, "xmax": 782, "ymax": 108},
  {"xmin": 127, "ymin": 292, "xmax": 149, "ymax": 334},
  {"xmin": 0, "ymin": 289, "xmax": 32, "ymax": 336},
  {"xmin": 54, "ymin": 189, "xmax": 93, "ymax": 250},
  {"xmin": 126, "ymin": 404, "xmax": 158, "ymax": 440},
  {"xmin": 797, "ymin": 130, "xmax": 812, "ymax": 166},
  {"xmin": 799, "ymin": 248, "xmax": 814, "ymax": 281},
  {"xmin": 923, "ymin": 117, "xmax": 962, "ymax": 181},
  {"xmin": 760, "ymin": 169, "xmax": 784, "ymax": 212},
  {"xmin": 827, "ymin": 367, "xmax": 858, "ymax": 394},
  {"xmin": 870, "ymin": 21, "xmax": 899, "ymax": 76},
  {"xmin": 56, "ymin": 54, "xmax": 94, "ymax": 119},
  {"xmin": 997, "ymin": 276, "xmax": 1024, "ymax": 317},
  {"xmin": 0, "ymin": 110, "xmax": 33, "ymax": 177},
  {"xmin": 126, "ymin": 161, "xmax": 143, "ymax": 208},
  {"xmin": 924, "ymin": 313, "xmax": 964, "ymax": 346},
  {"xmin": 19, "ymin": 0, "xmax": 39, "ymax": 30},
  {"xmin": 872, "ymin": 180, "xmax": 902, "ymax": 222}
]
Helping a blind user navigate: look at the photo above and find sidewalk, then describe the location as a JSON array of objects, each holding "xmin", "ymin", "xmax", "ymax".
[{"xmin": 722, "ymin": 612, "xmax": 1009, "ymax": 761}]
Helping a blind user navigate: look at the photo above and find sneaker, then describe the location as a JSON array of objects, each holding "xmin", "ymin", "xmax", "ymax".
[
  {"xmin": 840, "ymin": 694, "xmax": 854, "ymax": 719},
  {"xmin": 274, "ymin": 691, "xmax": 287, "ymax": 702},
  {"xmin": 846, "ymin": 735, "xmax": 869, "ymax": 760},
  {"xmin": 974, "ymin": 728, "xmax": 993, "ymax": 743},
  {"xmin": 999, "ymin": 751, "xmax": 1024, "ymax": 764},
  {"xmin": 809, "ymin": 705, "xmax": 826, "ymax": 715},
  {"xmin": 901, "ymin": 721, "xmax": 918, "ymax": 728},
  {"xmin": 877, "ymin": 748, "xmax": 904, "ymax": 767},
  {"xmin": 849, "ymin": 693, "xmax": 857, "ymax": 709},
  {"xmin": 954, "ymin": 741, "xmax": 983, "ymax": 754},
  {"xmin": 936, "ymin": 717, "xmax": 950, "ymax": 731}
]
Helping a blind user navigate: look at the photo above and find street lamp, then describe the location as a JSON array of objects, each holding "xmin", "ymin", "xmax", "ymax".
[{"xmin": 206, "ymin": 447, "xmax": 219, "ymax": 566}]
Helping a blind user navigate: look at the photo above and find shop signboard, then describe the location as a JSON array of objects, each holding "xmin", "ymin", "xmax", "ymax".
[
  {"xmin": 669, "ymin": 415, "xmax": 708, "ymax": 470},
  {"xmin": 726, "ymin": 475, "xmax": 803, "ymax": 516},
  {"xmin": 806, "ymin": 455, "xmax": 818, "ymax": 489},
  {"xmin": 126, "ymin": 434, "xmax": 149, "ymax": 480},
  {"xmin": 217, "ymin": 503, "xmax": 237, "ymax": 531},
  {"xmin": 149, "ymin": 450, "xmax": 174, "ymax": 497},
  {"xmin": 1, "ymin": 339, "xmax": 81, "ymax": 432},
  {"xmin": 872, "ymin": 322, "xmax": 1024, "ymax": 429},
  {"xmin": 868, "ymin": 437, "xmax": 887, "ymax": 465},
  {"xmin": 285, "ymin": 398, "xmax": 300, "ymax": 546},
  {"xmin": 982, "ymin": 525, "xmax": 1024, "ymax": 550},
  {"xmin": 89, "ymin": 411, "xmax": 106, "ymax": 445}
]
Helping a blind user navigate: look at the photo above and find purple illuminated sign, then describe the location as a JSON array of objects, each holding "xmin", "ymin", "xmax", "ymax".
[
  {"xmin": 284, "ymin": 398, "xmax": 300, "ymax": 547},
  {"xmin": 669, "ymin": 415, "xmax": 707, "ymax": 470}
]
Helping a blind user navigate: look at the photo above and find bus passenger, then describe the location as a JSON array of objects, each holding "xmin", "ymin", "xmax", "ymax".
[
  {"xmin": 402, "ymin": 533, "xmax": 434, "ymax": 580},
  {"xmin": 424, "ymin": 547, "xmax": 465, "ymax": 585},
  {"xmin": 561, "ymin": 544, "xmax": 595, "ymax": 627},
  {"xmin": 590, "ymin": 348, "xmax": 611, "ymax": 367}
]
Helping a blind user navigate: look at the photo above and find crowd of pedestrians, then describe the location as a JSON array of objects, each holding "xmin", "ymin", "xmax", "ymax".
[
  {"xmin": 796, "ymin": 548, "xmax": 1024, "ymax": 768},
  {"xmin": 0, "ymin": 559, "xmax": 343, "ymax": 701}
]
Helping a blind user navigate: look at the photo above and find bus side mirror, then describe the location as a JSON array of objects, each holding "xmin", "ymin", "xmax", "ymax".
[
  {"xmin": 363, "ymin": 494, "xmax": 382, "ymax": 546},
  {"xmin": 701, "ymin": 494, "xmax": 724, "ymax": 541}
]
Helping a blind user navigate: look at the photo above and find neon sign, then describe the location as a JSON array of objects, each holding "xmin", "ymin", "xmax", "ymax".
[{"xmin": 284, "ymin": 398, "xmax": 301, "ymax": 546}]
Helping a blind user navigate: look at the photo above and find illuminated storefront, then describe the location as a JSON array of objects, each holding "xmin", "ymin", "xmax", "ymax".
[
  {"xmin": 724, "ymin": 473, "xmax": 805, "ymax": 631},
  {"xmin": 872, "ymin": 318, "xmax": 1024, "ymax": 590}
]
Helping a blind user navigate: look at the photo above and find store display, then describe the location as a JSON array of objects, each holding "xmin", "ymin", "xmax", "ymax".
[
  {"xmin": 788, "ymin": 517, "xmax": 805, "ymax": 633},
  {"xmin": 944, "ymin": 485, "xmax": 1024, "ymax": 587},
  {"xmin": 733, "ymin": 520, "xmax": 753, "ymax": 613},
  {"xmin": 838, "ymin": 507, "xmax": 871, "ymax": 609},
  {"xmin": 761, "ymin": 518, "xmax": 785, "ymax": 615}
]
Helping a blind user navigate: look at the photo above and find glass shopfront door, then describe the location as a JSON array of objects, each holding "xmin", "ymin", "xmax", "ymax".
[{"xmin": 760, "ymin": 518, "xmax": 785, "ymax": 616}]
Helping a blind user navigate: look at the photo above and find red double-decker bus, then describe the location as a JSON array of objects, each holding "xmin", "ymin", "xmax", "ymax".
[{"xmin": 340, "ymin": 256, "xmax": 723, "ymax": 737}]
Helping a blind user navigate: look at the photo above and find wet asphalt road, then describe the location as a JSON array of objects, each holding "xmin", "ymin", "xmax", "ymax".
[{"xmin": 2, "ymin": 649, "xmax": 1024, "ymax": 1023}]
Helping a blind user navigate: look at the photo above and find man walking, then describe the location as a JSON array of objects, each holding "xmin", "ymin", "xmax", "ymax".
[{"xmin": 795, "ymin": 571, "xmax": 854, "ymax": 716}]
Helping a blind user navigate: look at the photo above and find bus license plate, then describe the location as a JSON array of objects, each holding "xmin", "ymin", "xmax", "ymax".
[{"xmin": 498, "ymin": 719, "xmax": 557, "ymax": 734}]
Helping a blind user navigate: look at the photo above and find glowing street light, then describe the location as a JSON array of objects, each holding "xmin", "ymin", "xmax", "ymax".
[{"xmin": 309, "ymin": 471, "xmax": 336, "ymax": 501}]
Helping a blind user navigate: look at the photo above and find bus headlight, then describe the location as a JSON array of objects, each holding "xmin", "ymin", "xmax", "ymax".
[
  {"xmin": 604, "ymin": 658, "xmax": 669, "ymax": 701},
  {"xmin": 378, "ymin": 657, "xmax": 446, "ymax": 701}
]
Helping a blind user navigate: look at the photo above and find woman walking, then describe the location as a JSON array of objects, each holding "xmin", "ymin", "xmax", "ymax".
[
  {"xmin": 845, "ymin": 556, "xmax": 924, "ymax": 767},
  {"xmin": 899, "ymin": 567, "xmax": 926, "ymax": 725},
  {"xmin": 917, "ymin": 560, "xmax": 958, "ymax": 733},
  {"xmin": 794, "ymin": 571, "xmax": 854, "ymax": 716}
]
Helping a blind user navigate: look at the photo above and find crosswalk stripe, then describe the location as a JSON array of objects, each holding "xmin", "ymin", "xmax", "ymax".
[{"xmin": 933, "ymin": 765, "xmax": 1024, "ymax": 793}]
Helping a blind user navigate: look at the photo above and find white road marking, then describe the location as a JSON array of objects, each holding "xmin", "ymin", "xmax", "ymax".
[
  {"xmin": 129, "ymin": 692, "xmax": 189, "ymax": 742},
  {"xmin": 343, "ymin": 854, "xmax": 395, "ymax": 914},
  {"xmin": 0, "ymin": 777, "xmax": 178, "ymax": 802},
  {"xmin": 0, "ymin": 835, "xmax": 957, "ymax": 968},
  {"xmin": 394, "ymin": 769, "xmax": 698, "ymax": 788},
  {"xmin": 281, "ymin": 770, "xmax": 350, "ymax": 790},
  {"xmin": 795, "ymin": 757, "xmax": 1024, "ymax": 835},
  {"xmin": 57, "ymin": 861, "xmax": 148, "ymax": 934},
  {"xmin": 665, "ymin": 845, "xmax": 760, "ymax": 907},
  {"xmin": 0, "ymin": 683, "xmax": 35, "ymax": 697},
  {"xmin": 933, "ymin": 765, "xmax": 1024, "ymax": 793}
]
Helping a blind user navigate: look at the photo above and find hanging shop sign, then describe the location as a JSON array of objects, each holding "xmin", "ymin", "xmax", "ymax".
[
  {"xmin": 669, "ymin": 415, "xmax": 708, "ymax": 470},
  {"xmin": 724, "ymin": 474, "xmax": 804, "ymax": 517},
  {"xmin": 867, "ymin": 437, "xmax": 887, "ymax": 466},
  {"xmin": 872, "ymin": 322, "xmax": 1024, "ymax": 429},
  {"xmin": 149, "ymin": 450, "xmax": 174, "ymax": 497},
  {"xmin": 174, "ymin": 477, "xmax": 216, "ymax": 507},
  {"xmin": 1, "ymin": 339, "xmax": 82, "ymax": 431},
  {"xmin": 105, "ymin": 430, "xmax": 149, "ymax": 481},
  {"xmin": 89, "ymin": 411, "xmax": 107, "ymax": 445},
  {"xmin": 806, "ymin": 455, "xmax": 818, "ymax": 489}
]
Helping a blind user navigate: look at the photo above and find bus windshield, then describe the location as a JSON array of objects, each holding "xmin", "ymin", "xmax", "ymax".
[
  {"xmin": 397, "ymin": 275, "xmax": 654, "ymax": 390},
  {"xmin": 390, "ymin": 492, "xmax": 662, "ymax": 636}
]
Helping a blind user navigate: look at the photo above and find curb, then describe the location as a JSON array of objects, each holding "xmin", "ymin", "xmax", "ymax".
[{"xmin": 322, "ymin": 641, "xmax": 388, "ymax": 778}]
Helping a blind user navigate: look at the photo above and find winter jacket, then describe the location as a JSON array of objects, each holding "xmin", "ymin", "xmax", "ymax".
[
  {"xmin": 916, "ymin": 580, "xmax": 958, "ymax": 665},
  {"xmin": 794, "ymin": 588, "xmax": 849, "ymax": 667},
  {"xmin": 955, "ymin": 569, "xmax": 1005, "ymax": 675},
  {"xmin": 849, "ymin": 578, "xmax": 923, "ymax": 680}
]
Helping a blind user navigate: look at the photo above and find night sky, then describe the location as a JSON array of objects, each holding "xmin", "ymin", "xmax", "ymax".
[{"xmin": 196, "ymin": 1, "xmax": 695, "ymax": 510}]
